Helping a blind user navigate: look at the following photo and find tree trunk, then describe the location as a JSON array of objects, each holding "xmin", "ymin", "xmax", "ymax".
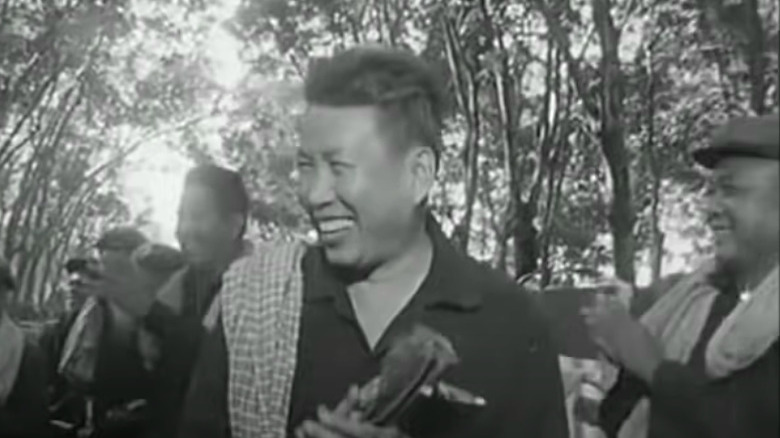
[
  {"xmin": 593, "ymin": 0, "xmax": 636, "ymax": 283},
  {"xmin": 442, "ymin": 14, "xmax": 481, "ymax": 251},
  {"xmin": 513, "ymin": 200, "xmax": 539, "ymax": 278},
  {"xmin": 697, "ymin": 0, "xmax": 770, "ymax": 114},
  {"xmin": 602, "ymin": 129, "xmax": 636, "ymax": 283},
  {"xmin": 532, "ymin": 0, "xmax": 637, "ymax": 283},
  {"xmin": 645, "ymin": 33, "xmax": 664, "ymax": 283},
  {"xmin": 738, "ymin": 0, "xmax": 768, "ymax": 114}
]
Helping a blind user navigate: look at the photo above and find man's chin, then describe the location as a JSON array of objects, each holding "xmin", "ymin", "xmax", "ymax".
[
  {"xmin": 713, "ymin": 246, "xmax": 741, "ymax": 271},
  {"xmin": 186, "ymin": 254, "xmax": 214, "ymax": 269},
  {"xmin": 321, "ymin": 244, "xmax": 361, "ymax": 268}
]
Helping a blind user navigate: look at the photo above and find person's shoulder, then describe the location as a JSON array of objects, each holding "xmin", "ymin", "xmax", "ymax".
[
  {"xmin": 453, "ymin": 252, "xmax": 547, "ymax": 330},
  {"xmin": 234, "ymin": 238, "xmax": 307, "ymax": 261},
  {"xmin": 228, "ymin": 239, "xmax": 308, "ymax": 274},
  {"xmin": 221, "ymin": 239, "xmax": 309, "ymax": 303},
  {"xmin": 632, "ymin": 272, "xmax": 688, "ymax": 317}
]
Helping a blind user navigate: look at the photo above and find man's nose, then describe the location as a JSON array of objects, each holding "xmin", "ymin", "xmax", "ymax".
[
  {"xmin": 301, "ymin": 168, "xmax": 336, "ymax": 208},
  {"xmin": 701, "ymin": 187, "xmax": 727, "ymax": 219}
]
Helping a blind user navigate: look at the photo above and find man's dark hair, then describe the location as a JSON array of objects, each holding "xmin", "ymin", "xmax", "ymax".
[
  {"xmin": 185, "ymin": 164, "xmax": 250, "ymax": 235},
  {"xmin": 303, "ymin": 46, "xmax": 447, "ymax": 163}
]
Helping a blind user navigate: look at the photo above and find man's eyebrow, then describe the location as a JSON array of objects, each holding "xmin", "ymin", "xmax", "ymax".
[{"xmin": 322, "ymin": 150, "xmax": 344, "ymax": 160}]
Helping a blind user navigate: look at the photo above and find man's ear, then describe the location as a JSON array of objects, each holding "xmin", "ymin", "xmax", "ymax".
[
  {"xmin": 229, "ymin": 214, "xmax": 246, "ymax": 240},
  {"xmin": 407, "ymin": 146, "xmax": 436, "ymax": 205}
]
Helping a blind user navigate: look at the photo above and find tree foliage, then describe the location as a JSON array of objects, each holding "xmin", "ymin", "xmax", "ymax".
[
  {"xmin": 228, "ymin": 0, "xmax": 777, "ymax": 286},
  {"xmin": 1, "ymin": 0, "xmax": 777, "ymax": 311},
  {"xmin": 0, "ymin": 0, "xmax": 217, "ymax": 308}
]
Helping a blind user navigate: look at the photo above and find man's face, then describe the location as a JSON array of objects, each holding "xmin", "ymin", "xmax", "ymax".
[
  {"xmin": 67, "ymin": 271, "xmax": 91, "ymax": 309},
  {"xmin": 703, "ymin": 157, "xmax": 780, "ymax": 268},
  {"xmin": 99, "ymin": 249, "xmax": 131, "ymax": 277},
  {"xmin": 297, "ymin": 105, "xmax": 432, "ymax": 269},
  {"xmin": 175, "ymin": 184, "xmax": 239, "ymax": 268}
]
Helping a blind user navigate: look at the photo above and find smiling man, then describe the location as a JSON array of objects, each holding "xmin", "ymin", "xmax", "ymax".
[
  {"xmin": 177, "ymin": 46, "xmax": 568, "ymax": 438},
  {"xmin": 586, "ymin": 114, "xmax": 779, "ymax": 438},
  {"xmin": 86, "ymin": 164, "xmax": 251, "ymax": 438},
  {"xmin": 183, "ymin": 46, "xmax": 566, "ymax": 438},
  {"xmin": 140, "ymin": 164, "xmax": 250, "ymax": 438},
  {"xmin": 288, "ymin": 46, "xmax": 568, "ymax": 438}
]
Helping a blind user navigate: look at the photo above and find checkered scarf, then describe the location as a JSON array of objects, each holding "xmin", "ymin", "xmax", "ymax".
[{"xmin": 219, "ymin": 240, "xmax": 307, "ymax": 438}]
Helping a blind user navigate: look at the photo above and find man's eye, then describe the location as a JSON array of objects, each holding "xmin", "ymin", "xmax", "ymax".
[
  {"xmin": 330, "ymin": 161, "xmax": 352, "ymax": 173},
  {"xmin": 296, "ymin": 160, "xmax": 314, "ymax": 169}
]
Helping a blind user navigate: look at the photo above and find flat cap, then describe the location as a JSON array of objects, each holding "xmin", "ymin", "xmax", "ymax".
[
  {"xmin": 692, "ymin": 114, "xmax": 779, "ymax": 168},
  {"xmin": 64, "ymin": 256, "xmax": 99, "ymax": 274},
  {"xmin": 131, "ymin": 242, "xmax": 185, "ymax": 275},
  {"xmin": 95, "ymin": 226, "xmax": 148, "ymax": 253}
]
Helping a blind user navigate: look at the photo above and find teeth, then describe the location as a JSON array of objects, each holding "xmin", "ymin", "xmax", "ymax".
[{"xmin": 318, "ymin": 219, "xmax": 353, "ymax": 233}]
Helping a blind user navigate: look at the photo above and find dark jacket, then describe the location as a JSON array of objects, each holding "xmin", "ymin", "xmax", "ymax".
[
  {"xmin": 141, "ymin": 268, "xmax": 222, "ymax": 438},
  {"xmin": 178, "ymin": 217, "xmax": 569, "ymax": 438},
  {"xmin": 0, "ymin": 341, "xmax": 50, "ymax": 438},
  {"xmin": 41, "ymin": 302, "xmax": 151, "ymax": 438},
  {"xmin": 599, "ymin": 273, "xmax": 779, "ymax": 438}
]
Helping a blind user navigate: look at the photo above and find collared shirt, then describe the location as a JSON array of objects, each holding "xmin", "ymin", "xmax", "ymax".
[
  {"xmin": 286, "ymin": 219, "xmax": 569, "ymax": 437},
  {"xmin": 178, "ymin": 219, "xmax": 569, "ymax": 438}
]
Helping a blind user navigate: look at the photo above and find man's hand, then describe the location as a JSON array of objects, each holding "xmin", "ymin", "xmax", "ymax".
[
  {"xmin": 581, "ymin": 280, "xmax": 664, "ymax": 383},
  {"xmin": 297, "ymin": 410, "xmax": 410, "ymax": 438},
  {"xmin": 295, "ymin": 385, "xmax": 410, "ymax": 438},
  {"xmin": 80, "ymin": 256, "xmax": 156, "ymax": 319}
]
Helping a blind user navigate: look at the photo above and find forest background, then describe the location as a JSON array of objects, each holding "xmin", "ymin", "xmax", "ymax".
[{"xmin": 1, "ymin": 0, "xmax": 777, "ymax": 317}]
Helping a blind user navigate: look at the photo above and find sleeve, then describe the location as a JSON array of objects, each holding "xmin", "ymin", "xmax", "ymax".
[
  {"xmin": 142, "ymin": 301, "xmax": 206, "ymax": 373},
  {"xmin": 597, "ymin": 370, "xmax": 647, "ymax": 437},
  {"xmin": 649, "ymin": 349, "xmax": 779, "ymax": 438},
  {"xmin": 0, "ymin": 343, "xmax": 51, "ymax": 438},
  {"xmin": 508, "ymin": 309, "xmax": 570, "ymax": 438}
]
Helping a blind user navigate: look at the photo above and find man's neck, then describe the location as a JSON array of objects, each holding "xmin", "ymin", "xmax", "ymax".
[
  {"xmin": 195, "ymin": 241, "xmax": 243, "ymax": 280},
  {"xmin": 362, "ymin": 225, "xmax": 432, "ymax": 288},
  {"xmin": 734, "ymin": 250, "xmax": 779, "ymax": 291},
  {"xmin": 346, "ymin": 224, "xmax": 433, "ymax": 350}
]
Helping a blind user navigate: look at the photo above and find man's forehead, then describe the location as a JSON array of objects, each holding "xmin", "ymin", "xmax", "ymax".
[
  {"xmin": 301, "ymin": 104, "xmax": 381, "ymax": 127},
  {"xmin": 298, "ymin": 104, "xmax": 390, "ymax": 155}
]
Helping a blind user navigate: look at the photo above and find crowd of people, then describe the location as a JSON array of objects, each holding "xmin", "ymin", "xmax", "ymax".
[{"xmin": 0, "ymin": 45, "xmax": 777, "ymax": 438}]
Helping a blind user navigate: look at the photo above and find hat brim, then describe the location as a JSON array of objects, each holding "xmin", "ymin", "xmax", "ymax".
[
  {"xmin": 65, "ymin": 258, "xmax": 90, "ymax": 274},
  {"xmin": 691, "ymin": 145, "xmax": 776, "ymax": 169}
]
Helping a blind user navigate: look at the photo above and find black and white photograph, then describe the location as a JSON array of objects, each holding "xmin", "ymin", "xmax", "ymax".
[{"xmin": 0, "ymin": 0, "xmax": 777, "ymax": 437}]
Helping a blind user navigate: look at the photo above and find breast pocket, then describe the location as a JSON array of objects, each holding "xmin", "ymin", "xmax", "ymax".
[{"xmin": 399, "ymin": 390, "xmax": 489, "ymax": 438}]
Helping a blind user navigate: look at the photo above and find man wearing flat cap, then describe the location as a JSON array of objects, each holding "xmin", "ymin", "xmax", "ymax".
[
  {"xmin": 581, "ymin": 114, "xmax": 779, "ymax": 438},
  {"xmin": 44, "ymin": 226, "xmax": 153, "ymax": 438}
]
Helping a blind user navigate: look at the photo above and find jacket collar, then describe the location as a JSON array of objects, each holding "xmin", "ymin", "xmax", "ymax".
[{"xmin": 304, "ymin": 213, "xmax": 484, "ymax": 311}]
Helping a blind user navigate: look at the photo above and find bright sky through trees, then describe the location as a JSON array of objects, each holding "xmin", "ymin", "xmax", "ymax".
[{"xmin": 120, "ymin": 0, "xmax": 245, "ymax": 246}]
